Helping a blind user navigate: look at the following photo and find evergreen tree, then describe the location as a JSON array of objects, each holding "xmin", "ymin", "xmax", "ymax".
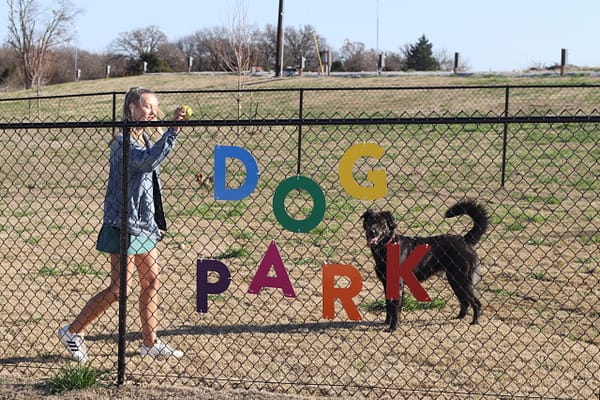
[{"xmin": 403, "ymin": 35, "xmax": 440, "ymax": 71}]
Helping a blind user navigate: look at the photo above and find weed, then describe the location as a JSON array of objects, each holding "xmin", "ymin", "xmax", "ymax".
[
  {"xmin": 531, "ymin": 271, "xmax": 546, "ymax": 280},
  {"xmin": 45, "ymin": 364, "xmax": 108, "ymax": 394},
  {"xmin": 362, "ymin": 295, "xmax": 446, "ymax": 312},
  {"xmin": 216, "ymin": 247, "xmax": 250, "ymax": 260},
  {"xmin": 487, "ymin": 288, "xmax": 516, "ymax": 297},
  {"xmin": 71, "ymin": 263, "xmax": 107, "ymax": 277},
  {"xmin": 232, "ymin": 229, "xmax": 253, "ymax": 240},
  {"xmin": 39, "ymin": 264, "xmax": 61, "ymax": 276}
]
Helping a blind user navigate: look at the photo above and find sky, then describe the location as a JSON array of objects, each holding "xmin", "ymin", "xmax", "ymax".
[{"xmin": 2, "ymin": 0, "xmax": 598, "ymax": 72}]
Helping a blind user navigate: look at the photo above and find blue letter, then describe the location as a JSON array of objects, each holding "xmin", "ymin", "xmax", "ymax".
[{"xmin": 214, "ymin": 145, "xmax": 259, "ymax": 200}]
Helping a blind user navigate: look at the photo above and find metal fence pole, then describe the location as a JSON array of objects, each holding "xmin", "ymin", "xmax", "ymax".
[
  {"xmin": 112, "ymin": 92, "xmax": 117, "ymax": 138},
  {"xmin": 117, "ymin": 122, "xmax": 130, "ymax": 385},
  {"xmin": 501, "ymin": 85, "xmax": 510, "ymax": 188},
  {"xmin": 296, "ymin": 89, "xmax": 304, "ymax": 175}
]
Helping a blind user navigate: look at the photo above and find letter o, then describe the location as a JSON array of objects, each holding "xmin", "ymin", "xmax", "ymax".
[{"xmin": 273, "ymin": 176, "xmax": 326, "ymax": 233}]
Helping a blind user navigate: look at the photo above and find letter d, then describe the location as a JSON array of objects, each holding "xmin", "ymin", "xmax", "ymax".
[{"xmin": 214, "ymin": 145, "xmax": 259, "ymax": 200}]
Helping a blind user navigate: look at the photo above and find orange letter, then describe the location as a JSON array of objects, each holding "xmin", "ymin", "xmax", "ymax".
[{"xmin": 322, "ymin": 264, "xmax": 363, "ymax": 321}]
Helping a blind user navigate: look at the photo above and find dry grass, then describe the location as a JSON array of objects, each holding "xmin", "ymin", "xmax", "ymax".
[{"xmin": 0, "ymin": 73, "xmax": 598, "ymax": 399}]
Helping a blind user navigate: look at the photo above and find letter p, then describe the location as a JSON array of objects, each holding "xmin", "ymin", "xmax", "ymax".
[{"xmin": 196, "ymin": 259, "xmax": 231, "ymax": 313}]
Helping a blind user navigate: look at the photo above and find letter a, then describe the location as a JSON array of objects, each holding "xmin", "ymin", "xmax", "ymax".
[{"xmin": 247, "ymin": 241, "xmax": 296, "ymax": 297}]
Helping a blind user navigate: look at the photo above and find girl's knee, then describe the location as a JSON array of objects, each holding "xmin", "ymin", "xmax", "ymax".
[
  {"xmin": 140, "ymin": 275, "xmax": 160, "ymax": 291},
  {"xmin": 108, "ymin": 284, "xmax": 130, "ymax": 299}
]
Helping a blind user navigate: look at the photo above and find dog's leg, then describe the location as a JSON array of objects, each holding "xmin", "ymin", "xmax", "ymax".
[
  {"xmin": 385, "ymin": 299, "xmax": 399, "ymax": 332},
  {"xmin": 399, "ymin": 279, "xmax": 405, "ymax": 314},
  {"xmin": 469, "ymin": 293, "xmax": 482, "ymax": 325},
  {"xmin": 447, "ymin": 272, "xmax": 471, "ymax": 321},
  {"xmin": 384, "ymin": 299, "xmax": 392, "ymax": 325}
]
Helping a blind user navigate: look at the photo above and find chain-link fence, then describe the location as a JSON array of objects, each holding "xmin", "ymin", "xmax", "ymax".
[{"xmin": 0, "ymin": 86, "xmax": 598, "ymax": 399}]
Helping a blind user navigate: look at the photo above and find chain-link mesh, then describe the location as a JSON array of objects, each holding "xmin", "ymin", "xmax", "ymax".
[{"xmin": 0, "ymin": 86, "xmax": 598, "ymax": 399}]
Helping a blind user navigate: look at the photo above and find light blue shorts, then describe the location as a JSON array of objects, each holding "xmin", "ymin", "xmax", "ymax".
[{"xmin": 96, "ymin": 224, "xmax": 157, "ymax": 255}]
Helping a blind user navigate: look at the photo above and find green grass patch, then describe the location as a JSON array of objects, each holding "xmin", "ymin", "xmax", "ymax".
[
  {"xmin": 71, "ymin": 262, "xmax": 107, "ymax": 277},
  {"xmin": 530, "ymin": 271, "xmax": 546, "ymax": 280},
  {"xmin": 487, "ymin": 288, "xmax": 517, "ymax": 297},
  {"xmin": 215, "ymin": 246, "xmax": 250, "ymax": 260},
  {"xmin": 45, "ymin": 364, "xmax": 108, "ymax": 394},
  {"xmin": 232, "ymin": 229, "xmax": 254, "ymax": 240},
  {"xmin": 362, "ymin": 295, "xmax": 447, "ymax": 312},
  {"xmin": 39, "ymin": 264, "xmax": 61, "ymax": 276}
]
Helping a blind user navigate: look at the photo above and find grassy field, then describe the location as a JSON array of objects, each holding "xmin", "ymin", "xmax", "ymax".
[{"xmin": 0, "ymin": 73, "xmax": 598, "ymax": 399}]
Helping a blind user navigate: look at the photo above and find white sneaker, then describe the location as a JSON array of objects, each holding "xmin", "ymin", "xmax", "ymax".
[
  {"xmin": 140, "ymin": 338, "xmax": 183, "ymax": 359},
  {"xmin": 57, "ymin": 325, "xmax": 88, "ymax": 363}
]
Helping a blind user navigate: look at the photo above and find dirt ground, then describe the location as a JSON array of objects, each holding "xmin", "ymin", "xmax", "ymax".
[{"xmin": 1, "ymin": 80, "xmax": 599, "ymax": 399}]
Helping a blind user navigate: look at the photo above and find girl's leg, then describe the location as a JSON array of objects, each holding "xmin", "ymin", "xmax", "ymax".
[
  {"xmin": 69, "ymin": 254, "xmax": 134, "ymax": 334},
  {"xmin": 136, "ymin": 247, "xmax": 160, "ymax": 347}
]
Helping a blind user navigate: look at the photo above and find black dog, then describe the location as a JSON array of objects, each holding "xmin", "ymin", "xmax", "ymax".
[{"xmin": 361, "ymin": 200, "xmax": 489, "ymax": 331}]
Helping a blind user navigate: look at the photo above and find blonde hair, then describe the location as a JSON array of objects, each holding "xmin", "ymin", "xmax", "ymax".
[
  {"xmin": 116, "ymin": 87, "xmax": 164, "ymax": 140},
  {"xmin": 122, "ymin": 87, "xmax": 156, "ymax": 121}
]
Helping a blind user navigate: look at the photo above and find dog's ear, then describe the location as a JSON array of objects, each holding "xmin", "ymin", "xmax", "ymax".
[
  {"xmin": 361, "ymin": 209, "xmax": 374, "ymax": 220},
  {"xmin": 381, "ymin": 211, "xmax": 397, "ymax": 231}
]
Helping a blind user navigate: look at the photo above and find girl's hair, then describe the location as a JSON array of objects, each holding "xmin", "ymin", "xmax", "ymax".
[{"xmin": 122, "ymin": 87, "xmax": 155, "ymax": 121}]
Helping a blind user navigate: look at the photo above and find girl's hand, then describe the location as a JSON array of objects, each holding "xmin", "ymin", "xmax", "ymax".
[{"xmin": 171, "ymin": 106, "xmax": 186, "ymax": 133}]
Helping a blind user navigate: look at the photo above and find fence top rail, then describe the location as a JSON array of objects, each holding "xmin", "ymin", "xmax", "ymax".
[
  {"xmin": 2, "ymin": 114, "xmax": 600, "ymax": 130},
  {"xmin": 3, "ymin": 84, "xmax": 600, "ymax": 103}
]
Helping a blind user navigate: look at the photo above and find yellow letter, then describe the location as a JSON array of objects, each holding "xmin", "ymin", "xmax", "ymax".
[{"xmin": 338, "ymin": 143, "xmax": 387, "ymax": 200}]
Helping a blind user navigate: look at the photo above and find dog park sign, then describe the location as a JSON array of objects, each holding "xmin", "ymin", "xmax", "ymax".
[{"xmin": 196, "ymin": 144, "xmax": 432, "ymax": 321}]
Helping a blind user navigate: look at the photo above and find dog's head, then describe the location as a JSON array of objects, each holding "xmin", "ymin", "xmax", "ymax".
[{"xmin": 360, "ymin": 209, "xmax": 397, "ymax": 248}]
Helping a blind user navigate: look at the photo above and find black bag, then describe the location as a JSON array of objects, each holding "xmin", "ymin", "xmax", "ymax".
[
  {"xmin": 143, "ymin": 134, "xmax": 168, "ymax": 233},
  {"xmin": 152, "ymin": 171, "xmax": 167, "ymax": 232}
]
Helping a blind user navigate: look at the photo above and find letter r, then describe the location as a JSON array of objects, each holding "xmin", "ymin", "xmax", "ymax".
[{"xmin": 322, "ymin": 264, "xmax": 363, "ymax": 321}]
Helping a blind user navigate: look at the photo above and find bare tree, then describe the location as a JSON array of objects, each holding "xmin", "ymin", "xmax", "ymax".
[
  {"xmin": 109, "ymin": 25, "xmax": 168, "ymax": 59},
  {"xmin": 217, "ymin": 0, "xmax": 257, "ymax": 78},
  {"xmin": 6, "ymin": 0, "xmax": 80, "ymax": 89},
  {"xmin": 284, "ymin": 25, "xmax": 328, "ymax": 72},
  {"xmin": 214, "ymin": 0, "xmax": 261, "ymax": 131},
  {"xmin": 339, "ymin": 39, "xmax": 376, "ymax": 72}
]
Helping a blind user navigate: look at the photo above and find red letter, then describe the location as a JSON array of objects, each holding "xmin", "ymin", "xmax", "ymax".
[
  {"xmin": 322, "ymin": 264, "xmax": 363, "ymax": 321},
  {"xmin": 386, "ymin": 243, "xmax": 431, "ymax": 302}
]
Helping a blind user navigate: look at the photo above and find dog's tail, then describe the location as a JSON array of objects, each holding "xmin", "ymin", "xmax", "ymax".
[{"xmin": 445, "ymin": 200, "xmax": 489, "ymax": 245}]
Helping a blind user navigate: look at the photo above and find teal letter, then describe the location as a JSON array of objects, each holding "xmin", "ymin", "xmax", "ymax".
[{"xmin": 273, "ymin": 176, "xmax": 325, "ymax": 233}]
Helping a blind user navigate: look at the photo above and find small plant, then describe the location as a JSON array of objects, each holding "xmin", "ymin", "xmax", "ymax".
[
  {"xmin": 72, "ymin": 263, "xmax": 107, "ymax": 277},
  {"xmin": 232, "ymin": 229, "xmax": 253, "ymax": 240},
  {"xmin": 39, "ymin": 265, "xmax": 61, "ymax": 276},
  {"xmin": 45, "ymin": 364, "xmax": 108, "ymax": 394},
  {"xmin": 402, "ymin": 295, "xmax": 447, "ymax": 311},
  {"xmin": 216, "ymin": 246, "xmax": 249, "ymax": 260},
  {"xmin": 531, "ymin": 271, "xmax": 546, "ymax": 280},
  {"xmin": 362, "ymin": 295, "xmax": 446, "ymax": 312}
]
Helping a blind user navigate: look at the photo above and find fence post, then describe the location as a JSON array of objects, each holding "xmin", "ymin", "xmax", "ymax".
[
  {"xmin": 296, "ymin": 89, "xmax": 304, "ymax": 175},
  {"xmin": 117, "ymin": 121, "xmax": 130, "ymax": 385},
  {"xmin": 501, "ymin": 85, "xmax": 510, "ymax": 188}
]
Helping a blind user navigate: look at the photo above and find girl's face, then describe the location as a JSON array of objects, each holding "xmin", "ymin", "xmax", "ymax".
[{"xmin": 129, "ymin": 93, "xmax": 159, "ymax": 122}]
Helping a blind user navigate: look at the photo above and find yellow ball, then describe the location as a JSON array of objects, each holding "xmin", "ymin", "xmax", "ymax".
[{"xmin": 182, "ymin": 105, "xmax": 193, "ymax": 120}]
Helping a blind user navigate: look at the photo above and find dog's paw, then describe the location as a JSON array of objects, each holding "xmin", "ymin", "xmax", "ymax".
[{"xmin": 383, "ymin": 325, "xmax": 397, "ymax": 333}]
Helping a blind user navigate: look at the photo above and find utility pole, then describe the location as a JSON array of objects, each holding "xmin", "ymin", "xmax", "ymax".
[{"xmin": 275, "ymin": 0, "xmax": 284, "ymax": 77}]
